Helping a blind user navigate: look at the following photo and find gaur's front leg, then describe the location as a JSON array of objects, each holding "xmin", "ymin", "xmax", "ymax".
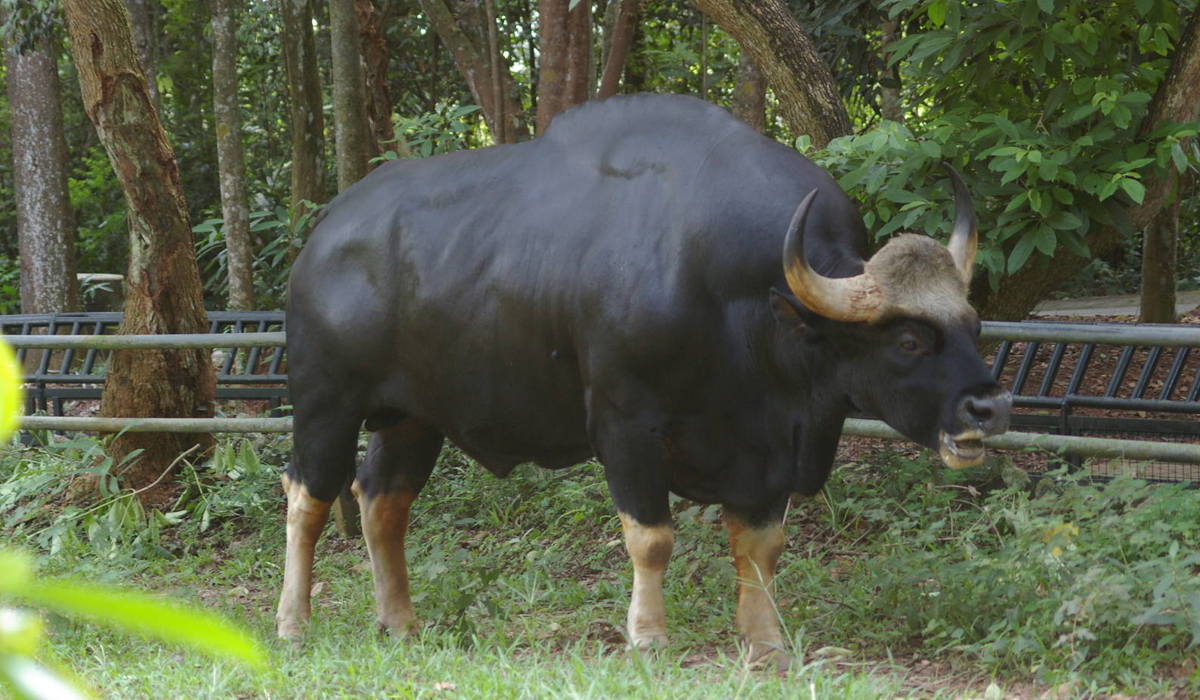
[
  {"xmin": 618, "ymin": 512, "xmax": 674, "ymax": 649},
  {"xmin": 724, "ymin": 502, "xmax": 788, "ymax": 666}
]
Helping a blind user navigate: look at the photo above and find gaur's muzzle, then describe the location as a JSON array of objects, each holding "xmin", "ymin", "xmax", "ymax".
[{"xmin": 938, "ymin": 389, "xmax": 1012, "ymax": 469}]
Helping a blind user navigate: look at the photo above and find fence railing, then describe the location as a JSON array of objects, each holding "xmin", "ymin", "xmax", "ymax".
[{"xmin": 5, "ymin": 317, "xmax": 1200, "ymax": 464}]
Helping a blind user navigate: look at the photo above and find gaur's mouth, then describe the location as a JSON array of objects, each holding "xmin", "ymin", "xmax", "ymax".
[{"xmin": 938, "ymin": 430, "xmax": 986, "ymax": 470}]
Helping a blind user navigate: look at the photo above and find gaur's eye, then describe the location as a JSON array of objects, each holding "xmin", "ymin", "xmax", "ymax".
[{"xmin": 900, "ymin": 337, "xmax": 920, "ymax": 352}]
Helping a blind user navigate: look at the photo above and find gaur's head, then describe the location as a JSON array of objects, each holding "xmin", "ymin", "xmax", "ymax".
[{"xmin": 771, "ymin": 166, "xmax": 1011, "ymax": 469}]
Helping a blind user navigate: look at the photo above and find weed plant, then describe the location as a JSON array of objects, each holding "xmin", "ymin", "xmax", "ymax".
[{"xmin": 1, "ymin": 435, "xmax": 1198, "ymax": 697}]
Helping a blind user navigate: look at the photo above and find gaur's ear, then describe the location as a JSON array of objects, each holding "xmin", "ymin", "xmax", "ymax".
[{"xmin": 770, "ymin": 288, "xmax": 809, "ymax": 334}]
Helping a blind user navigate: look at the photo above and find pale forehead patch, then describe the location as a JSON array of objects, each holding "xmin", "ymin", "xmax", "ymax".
[{"xmin": 864, "ymin": 234, "xmax": 975, "ymax": 326}]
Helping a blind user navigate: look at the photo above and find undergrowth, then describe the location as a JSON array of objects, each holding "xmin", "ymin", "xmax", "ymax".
[{"xmin": 1, "ymin": 434, "xmax": 1198, "ymax": 697}]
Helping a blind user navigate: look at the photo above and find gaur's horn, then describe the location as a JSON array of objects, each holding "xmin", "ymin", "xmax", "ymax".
[
  {"xmin": 943, "ymin": 164, "xmax": 977, "ymax": 285},
  {"xmin": 782, "ymin": 190, "xmax": 884, "ymax": 323}
]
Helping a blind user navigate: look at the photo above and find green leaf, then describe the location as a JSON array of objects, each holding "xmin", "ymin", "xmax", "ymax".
[
  {"xmin": 1034, "ymin": 223, "xmax": 1057, "ymax": 256},
  {"xmin": 1008, "ymin": 231, "xmax": 1038, "ymax": 274},
  {"xmin": 928, "ymin": 0, "xmax": 947, "ymax": 27},
  {"xmin": 18, "ymin": 582, "xmax": 266, "ymax": 669},
  {"xmin": 1038, "ymin": 0, "xmax": 1055, "ymax": 13},
  {"xmin": 1120, "ymin": 178, "xmax": 1146, "ymax": 204},
  {"xmin": 866, "ymin": 166, "xmax": 888, "ymax": 194},
  {"xmin": 1046, "ymin": 211, "xmax": 1083, "ymax": 230},
  {"xmin": 1028, "ymin": 189, "xmax": 1044, "ymax": 214}
]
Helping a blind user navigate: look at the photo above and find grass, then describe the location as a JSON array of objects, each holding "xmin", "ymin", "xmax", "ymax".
[{"xmin": 2, "ymin": 433, "xmax": 1199, "ymax": 699}]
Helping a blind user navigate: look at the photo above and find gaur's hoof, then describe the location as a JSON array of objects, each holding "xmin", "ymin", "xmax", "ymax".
[
  {"xmin": 628, "ymin": 632, "xmax": 668, "ymax": 652},
  {"xmin": 745, "ymin": 642, "xmax": 791, "ymax": 674},
  {"xmin": 376, "ymin": 618, "xmax": 421, "ymax": 638},
  {"xmin": 275, "ymin": 619, "xmax": 305, "ymax": 644}
]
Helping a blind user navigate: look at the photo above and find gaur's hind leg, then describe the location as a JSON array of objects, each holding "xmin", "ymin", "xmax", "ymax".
[
  {"xmin": 724, "ymin": 501, "xmax": 788, "ymax": 667},
  {"xmin": 276, "ymin": 400, "xmax": 362, "ymax": 640},
  {"xmin": 351, "ymin": 418, "xmax": 442, "ymax": 635}
]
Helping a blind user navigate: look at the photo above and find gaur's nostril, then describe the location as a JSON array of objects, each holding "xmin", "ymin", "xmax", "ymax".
[{"xmin": 965, "ymin": 397, "xmax": 993, "ymax": 424}]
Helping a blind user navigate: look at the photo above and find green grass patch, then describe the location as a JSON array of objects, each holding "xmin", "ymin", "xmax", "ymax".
[{"xmin": 2, "ymin": 435, "xmax": 1198, "ymax": 698}]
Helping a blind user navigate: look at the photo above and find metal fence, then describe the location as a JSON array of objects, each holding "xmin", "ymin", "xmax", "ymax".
[{"xmin": 4, "ymin": 313, "xmax": 1199, "ymax": 468}]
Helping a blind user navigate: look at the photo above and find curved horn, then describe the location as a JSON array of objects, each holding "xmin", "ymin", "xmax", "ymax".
[
  {"xmin": 943, "ymin": 163, "xmax": 977, "ymax": 285},
  {"xmin": 782, "ymin": 190, "xmax": 884, "ymax": 323}
]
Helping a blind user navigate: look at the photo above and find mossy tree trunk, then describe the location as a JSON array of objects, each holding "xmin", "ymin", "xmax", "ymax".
[
  {"xmin": 280, "ymin": 0, "xmax": 326, "ymax": 222},
  {"xmin": 355, "ymin": 0, "xmax": 395, "ymax": 154},
  {"xmin": 690, "ymin": 0, "xmax": 852, "ymax": 147},
  {"xmin": 210, "ymin": 0, "xmax": 254, "ymax": 310},
  {"xmin": 537, "ymin": 0, "xmax": 591, "ymax": 133},
  {"xmin": 730, "ymin": 52, "xmax": 766, "ymax": 132},
  {"xmin": 62, "ymin": 0, "xmax": 216, "ymax": 490},
  {"xmin": 330, "ymin": 0, "xmax": 376, "ymax": 190},
  {"xmin": 4, "ymin": 13, "xmax": 80, "ymax": 314}
]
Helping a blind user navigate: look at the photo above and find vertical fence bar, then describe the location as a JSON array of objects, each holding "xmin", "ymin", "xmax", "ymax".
[
  {"xmin": 1160, "ymin": 347, "xmax": 1190, "ymax": 401},
  {"xmin": 1132, "ymin": 346, "xmax": 1163, "ymax": 399},
  {"xmin": 1105, "ymin": 346, "xmax": 1137, "ymax": 398},
  {"xmin": 1012, "ymin": 341, "xmax": 1041, "ymax": 396}
]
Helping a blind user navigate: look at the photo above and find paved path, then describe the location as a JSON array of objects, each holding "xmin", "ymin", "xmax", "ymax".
[{"xmin": 1033, "ymin": 290, "xmax": 1200, "ymax": 318}]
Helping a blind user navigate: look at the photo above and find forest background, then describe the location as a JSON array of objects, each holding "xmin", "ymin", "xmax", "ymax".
[
  {"xmin": 2, "ymin": 0, "xmax": 1198, "ymax": 320},
  {"xmin": 2, "ymin": 0, "xmax": 1199, "ymax": 484}
]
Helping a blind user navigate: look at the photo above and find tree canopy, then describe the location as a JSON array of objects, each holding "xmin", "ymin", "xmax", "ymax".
[{"xmin": 0, "ymin": 0, "xmax": 1197, "ymax": 318}]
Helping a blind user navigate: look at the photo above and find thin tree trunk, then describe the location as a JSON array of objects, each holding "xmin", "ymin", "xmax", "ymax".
[
  {"xmin": 691, "ymin": 0, "xmax": 852, "ymax": 147},
  {"xmin": 730, "ymin": 51, "xmax": 765, "ymax": 132},
  {"xmin": 122, "ymin": 0, "xmax": 159, "ymax": 111},
  {"xmin": 419, "ymin": 0, "xmax": 528, "ymax": 142},
  {"xmin": 1139, "ymin": 170, "xmax": 1180, "ymax": 323},
  {"xmin": 596, "ymin": 0, "xmax": 639, "ymax": 98},
  {"xmin": 355, "ymin": 0, "xmax": 395, "ymax": 154},
  {"xmin": 879, "ymin": 17, "xmax": 902, "ymax": 122},
  {"xmin": 565, "ymin": 0, "xmax": 591, "ymax": 106},
  {"xmin": 537, "ymin": 0, "xmax": 569, "ymax": 134},
  {"xmin": 623, "ymin": 15, "xmax": 647, "ymax": 92},
  {"xmin": 280, "ymin": 0, "xmax": 326, "ymax": 220},
  {"xmin": 4, "ymin": 16, "xmax": 81, "ymax": 314},
  {"xmin": 485, "ymin": 0, "xmax": 506, "ymax": 143},
  {"xmin": 62, "ymin": 0, "xmax": 216, "ymax": 490},
  {"xmin": 211, "ymin": 0, "xmax": 254, "ymax": 311},
  {"xmin": 330, "ymin": 0, "xmax": 376, "ymax": 189},
  {"xmin": 538, "ymin": 0, "xmax": 590, "ymax": 132}
]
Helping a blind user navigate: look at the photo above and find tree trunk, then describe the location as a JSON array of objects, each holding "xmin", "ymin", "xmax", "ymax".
[
  {"xmin": 1139, "ymin": 170, "xmax": 1180, "ymax": 323},
  {"xmin": 596, "ymin": 0, "xmax": 639, "ymax": 98},
  {"xmin": 419, "ymin": 0, "xmax": 528, "ymax": 143},
  {"xmin": 538, "ymin": 0, "xmax": 590, "ymax": 132},
  {"xmin": 566, "ymin": 0, "xmax": 592, "ymax": 106},
  {"xmin": 691, "ymin": 0, "xmax": 852, "ymax": 147},
  {"xmin": 879, "ymin": 17, "xmax": 901, "ymax": 122},
  {"xmin": 355, "ymin": 0, "xmax": 395, "ymax": 154},
  {"xmin": 330, "ymin": 0, "xmax": 376, "ymax": 189},
  {"xmin": 485, "ymin": 0, "xmax": 506, "ymax": 143},
  {"xmin": 977, "ymin": 7, "xmax": 1200, "ymax": 321},
  {"xmin": 62, "ymin": 0, "xmax": 216, "ymax": 490},
  {"xmin": 122, "ymin": 0, "xmax": 159, "ymax": 111},
  {"xmin": 280, "ymin": 0, "xmax": 326, "ymax": 219},
  {"xmin": 623, "ymin": 16, "xmax": 648, "ymax": 92},
  {"xmin": 5, "ymin": 18, "xmax": 81, "ymax": 314},
  {"xmin": 537, "ymin": 0, "xmax": 569, "ymax": 134},
  {"xmin": 730, "ymin": 51, "xmax": 765, "ymax": 132},
  {"xmin": 210, "ymin": 0, "xmax": 254, "ymax": 311}
]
